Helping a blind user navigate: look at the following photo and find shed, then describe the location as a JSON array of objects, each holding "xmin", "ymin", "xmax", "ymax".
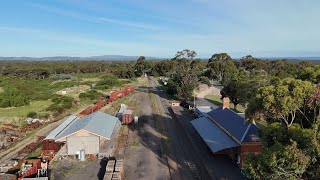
[{"xmin": 54, "ymin": 112, "xmax": 119, "ymax": 155}]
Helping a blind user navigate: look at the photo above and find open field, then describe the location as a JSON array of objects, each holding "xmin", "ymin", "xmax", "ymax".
[{"xmin": 0, "ymin": 100, "xmax": 52, "ymax": 122}]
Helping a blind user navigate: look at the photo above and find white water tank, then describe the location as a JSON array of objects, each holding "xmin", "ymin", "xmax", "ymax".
[
  {"xmin": 80, "ymin": 149, "xmax": 85, "ymax": 161},
  {"xmin": 134, "ymin": 116, "xmax": 139, "ymax": 124}
]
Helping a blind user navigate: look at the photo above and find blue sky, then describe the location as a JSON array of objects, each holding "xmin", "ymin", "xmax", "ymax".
[{"xmin": 0, "ymin": 0, "xmax": 319, "ymax": 58}]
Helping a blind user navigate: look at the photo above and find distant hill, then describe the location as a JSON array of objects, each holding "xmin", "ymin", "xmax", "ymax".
[
  {"xmin": 259, "ymin": 57, "xmax": 320, "ymax": 61},
  {"xmin": 0, "ymin": 55, "xmax": 319, "ymax": 62},
  {"xmin": 0, "ymin": 55, "xmax": 161, "ymax": 61}
]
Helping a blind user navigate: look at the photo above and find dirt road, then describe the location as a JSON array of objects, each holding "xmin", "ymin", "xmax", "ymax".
[{"xmin": 124, "ymin": 85, "xmax": 170, "ymax": 180}]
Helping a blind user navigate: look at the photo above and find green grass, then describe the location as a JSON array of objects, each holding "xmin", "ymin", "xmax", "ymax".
[
  {"xmin": 27, "ymin": 146, "xmax": 41, "ymax": 158},
  {"xmin": 0, "ymin": 100, "xmax": 52, "ymax": 119},
  {"xmin": 205, "ymin": 95, "xmax": 246, "ymax": 113}
]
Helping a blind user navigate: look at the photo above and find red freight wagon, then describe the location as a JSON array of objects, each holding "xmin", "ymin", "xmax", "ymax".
[
  {"xmin": 122, "ymin": 109, "xmax": 134, "ymax": 124},
  {"xmin": 79, "ymin": 105, "xmax": 100, "ymax": 117},
  {"xmin": 124, "ymin": 86, "xmax": 135, "ymax": 95},
  {"xmin": 128, "ymin": 86, "xmax": 135, "ymax": 93},
  {"xmin": 109, "ymin": 91, "xmax": 118, "ymax": 101},
  {"xmin": 17, "ymin": 159, "xmax": 41, "ymax": 180},
  {"xmin": 42, "ymin": 140, "xmax": 62, "ymax": 152}
]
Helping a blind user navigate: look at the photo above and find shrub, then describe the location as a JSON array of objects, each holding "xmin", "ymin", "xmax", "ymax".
[
  {"xmin": 79, "ymin": 90, "xmax": 105, "ymax": 100},
  {"xmin": 0, "ymin": 86, "xmax": 30, "ymax": 107},
  {"xmin": 200, "ymin": 76, "xmax": 212, "ymax": 86},
  {"xmin": 46, "ymin": 95, "xmax": 74, "ymax": 113},
  {"xmin": 27, "ymin": 111, "xmax": 37, "ymax": 118}
]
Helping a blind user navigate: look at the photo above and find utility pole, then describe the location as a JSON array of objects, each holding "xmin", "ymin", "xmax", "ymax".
[{"xmin": 194, "ymin": 92, "xmax": 196, "ymax": 108}]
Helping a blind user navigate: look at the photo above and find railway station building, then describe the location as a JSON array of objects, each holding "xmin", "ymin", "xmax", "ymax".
[{"xmin": 191, "ymin": 98, "xmax": 263, "ymax": 167}]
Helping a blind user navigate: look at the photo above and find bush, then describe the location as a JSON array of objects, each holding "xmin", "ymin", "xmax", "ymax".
[
  {"xmin": 50, "ymin": 74, "xmax": 74, "ymax": 81},
  {"xmin": 46, "ymin": 95, "xmax": 74, "ymax": 113},
  {"xmin": 0, "ymin": 86, "xmax": 30, "ymax": 107},
  {"xmin": 79, "ymin": 90, "xmax": 105, "ymax": 100},
  {"xmin": 200, "ymin": 76, "xmax": 212, "ymax": 86},
  {"xmin": 95, "ymin": 75, "xmax": 124, "ymax": 90},
  {"xmin": 27, "ymin": 111, "xmax": 37, "ymax": 118}
]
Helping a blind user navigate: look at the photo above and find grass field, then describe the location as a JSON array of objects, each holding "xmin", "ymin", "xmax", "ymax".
[
  {"xmin": 0, "ymin": 100, "xmax": 52, "ymax": 120},
  {"xmin": 205, "ymin": 95, "xmax": 246, "ymax": 113}
]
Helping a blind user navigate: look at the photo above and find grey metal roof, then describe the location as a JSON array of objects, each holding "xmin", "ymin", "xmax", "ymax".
[
  {"xmin": 191, "ymin": 117, "xmax": 240, "ymax": 153},
  {"xmin": 56, "ymin": 111, "xmax": 119, "ymax": 140},
  {"xmin": 207, "ymin": 107, "xmax": 260, "ymax": 142},
  {"xmin": 45, "ymin": 115, "xmax": 77, "ymax": 140},
  {"xmin": 195, "ymin": 106, "xmax": 214, "ymax": 117}
]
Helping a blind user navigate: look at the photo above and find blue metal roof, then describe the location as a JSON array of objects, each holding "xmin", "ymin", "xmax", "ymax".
[
  {"xmin": 242, "ymin": 124, "xmax": 261, "ymax": 142},
  {"xmin": 56, "ymin": 111, "xmax": 119, "ymax": 140},
  {"xmin": 191, "ymin": 117, "xmax": 240, "ymax": 153},
  {"xmin": 45, "ymin": 115, "xmax": 78, "ymax": 140},
  {"xmin": 207, "ymin": 107, "xmax": 260, "ymax": 142}
]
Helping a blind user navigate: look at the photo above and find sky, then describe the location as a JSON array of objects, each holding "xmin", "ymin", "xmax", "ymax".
[{"xmin": 0, "ymin": 0, "xmax": 319, "ymax": 58}]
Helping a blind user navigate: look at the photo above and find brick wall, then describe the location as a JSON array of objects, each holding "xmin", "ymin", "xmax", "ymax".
[
  {"xmin": 240, "ymin": 142, "xmax": 263, "ymax": 167},
  {"xmin": 213, "ymin": 142, "xmax": 263, "ymax": 167}
]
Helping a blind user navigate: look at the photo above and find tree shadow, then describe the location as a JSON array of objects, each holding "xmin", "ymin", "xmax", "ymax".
[{"xmin": 97, "ymin": 157, "xmax": 108, "ymax": 180}]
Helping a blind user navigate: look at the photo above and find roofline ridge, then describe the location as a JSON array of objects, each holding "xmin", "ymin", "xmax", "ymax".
[
  {"xmin": 241, "ymin": 123, "xmax": 252, "ymax": 142},
  {"xmin": 54, "ymin": 116, "xmax": 78, "ymax": 139},
  {"xmin": 207, "ymin": 115, "xmax": 241, "ymax": 145}
]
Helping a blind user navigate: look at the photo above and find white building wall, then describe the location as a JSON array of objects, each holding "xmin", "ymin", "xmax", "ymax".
[{"xmin": 66, "ymin": 131, "xmax": 100, "ymax": 155}]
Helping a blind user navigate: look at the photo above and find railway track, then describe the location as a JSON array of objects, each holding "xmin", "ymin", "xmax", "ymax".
[{"xmin": 147, "ymin": 76, "xmax": 212, "ymax": 180}]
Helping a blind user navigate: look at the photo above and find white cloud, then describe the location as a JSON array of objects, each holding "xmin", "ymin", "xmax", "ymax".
[
  {"xmin": 0, "ymin": 26, "xmax": 172, "ymax": 56},
  {"xmin": 30, "ymin": 3, "xmax": 160, "ymax": 31}
]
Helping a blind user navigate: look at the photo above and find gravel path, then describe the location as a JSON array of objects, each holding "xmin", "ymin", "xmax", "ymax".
[{"xmin": 124, "ymin": 84, "xmax": 170, "ymax": 180}]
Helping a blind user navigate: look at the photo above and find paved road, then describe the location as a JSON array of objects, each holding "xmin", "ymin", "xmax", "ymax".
[{"xmin": 195, "ymin": 97, "xmax": 219, "ymax": 109}]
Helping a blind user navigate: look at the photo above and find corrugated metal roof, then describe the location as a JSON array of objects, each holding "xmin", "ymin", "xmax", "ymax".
[
  {"xmin": 191, "ymin": 117, "xmax": 240, "ymax": 153},
  {"xmin": 45, "ymin": 115, "xmax": 77, "ymax": 140},
  {"xmin": 56, "ymin": 111, "xmax": 119, "ymax": 140},
  {"xmin": 195, "ymin": 106, "xmax": 217, "ymax": 118},
  {"xmin": 242, "ymin": 124, "xmax": 261, "ymax": 142},
  {"xmin": 207, "ymin": 107, "xmax": 259, "ymax": 142}
]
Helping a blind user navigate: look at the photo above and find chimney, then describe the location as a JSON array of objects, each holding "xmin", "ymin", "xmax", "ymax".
[{"xmin": 223, "ymin": 97, "xmax": 230, "ymax": 109}]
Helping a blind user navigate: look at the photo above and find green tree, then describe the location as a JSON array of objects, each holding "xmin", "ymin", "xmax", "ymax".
[
  {"xmin": 239, "ymin": 55, "xmax": 265, "ymax": 71},
  {"xmin": 171, "ymin": 49, "xmax": 198, "ymax": 100},
  {"xmin": 307, "ymin": 84, "xmax": 320, "ymax": 123},
  {"xmin": 298, "ymin": 66, "xmax": 320, "ymax": 84},
  {"xmin": 199, "ymin": 76, "xmax": 211, "ymax": 86},
  {"xmin": 247, "ymin": 121, "xmax": 320, "ymax": 179},
  {"xmin": 207, "ymin": 53, "xmax": 237, "ymax": 85},
  {"xmin": 134, "ymin": 56, "xmax": 150, "ymax": 76},
  {"xmin": 175, "ymin": 49, "xmax": 197, "ymax": 60},
  {"xmin": 244, "ymin": 142, "xmax": 310, "ymax": 180},
  {"xmin": 246, "ymin": 78, "xmax": 315, "ymax": 127}
]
